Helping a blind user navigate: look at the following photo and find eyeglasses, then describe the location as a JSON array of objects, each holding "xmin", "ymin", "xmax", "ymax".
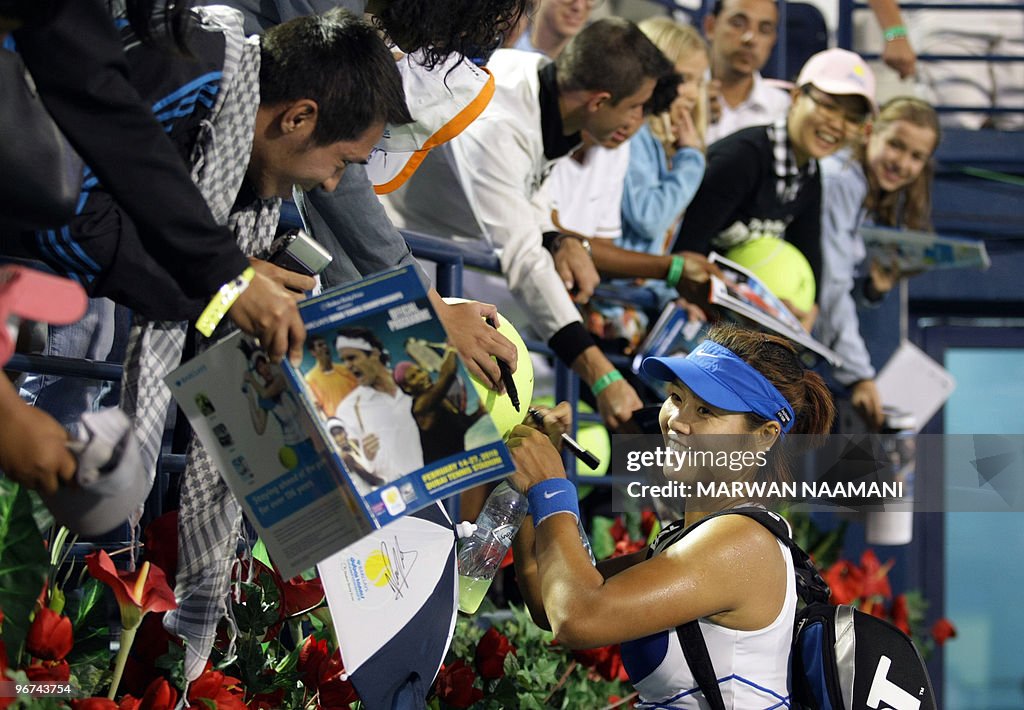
[
  {"xmin": 801, "ymin": 85, "xmax": 869, "ymax": 128},
  {"xmin": 556, "ymin": 0, "xmax": 605, "ymax": 8}
]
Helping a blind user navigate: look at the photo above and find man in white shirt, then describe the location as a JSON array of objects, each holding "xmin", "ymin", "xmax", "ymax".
[
  {"xmin": 333, "ymin": 327, "xmax": 424, "ymax": 486},
  {"xmin": 384, "ymin": 19, "xmax": 681, "ymax": 428},
  {"xmin": 703, "ymin": 0, "xmax": 791, "ymax": 145}
]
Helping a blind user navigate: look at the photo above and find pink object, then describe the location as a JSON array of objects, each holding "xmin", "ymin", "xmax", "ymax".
[{"xmin": 0, "ymin": 265, "xmax": 87, "ymax": 365}]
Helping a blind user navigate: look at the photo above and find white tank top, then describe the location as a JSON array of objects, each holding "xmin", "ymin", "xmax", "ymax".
[{"xmin": 620, "ymin": 519, "xmax": 797, "ymax": 709}]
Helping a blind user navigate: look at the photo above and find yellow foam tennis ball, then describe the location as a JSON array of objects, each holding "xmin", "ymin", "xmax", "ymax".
[
  {"xmin": 278, "ymin": 445, "xmax": 298, "ymax": 470},
  {"xmin": 442, "ymin": 298, "xmax": 534, "ymax": 438},
  {"xmin": 726, "ymin": 238, "xmax": 816, "ymax": 313}
]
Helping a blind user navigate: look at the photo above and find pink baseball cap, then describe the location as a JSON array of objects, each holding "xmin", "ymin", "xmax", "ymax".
[
  {"xmin": 0, "ymin": 265, "xmax": 87, "ymax": 365},
  {"xmin": 796, "ymin": 48, "xmax": 878, "ymax": 114}
]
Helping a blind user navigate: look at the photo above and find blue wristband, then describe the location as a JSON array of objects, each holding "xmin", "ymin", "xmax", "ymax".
[{"xmin": 527, "ymin": 479, "xmax": 580, "ymax": 527}]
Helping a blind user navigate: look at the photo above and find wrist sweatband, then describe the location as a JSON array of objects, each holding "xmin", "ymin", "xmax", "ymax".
[
  {"xmin": 527, "ymin": 478, "xmax": 580, "ymax": 527},
  {"xmin": 665, "ymin": 254, "xmax": 685, "ymax": 288},
  {"xmin": 591, "ymin": 369, "xmax": 623, "ymax": 397},
  {"xmin": 196, "ymin": 266, "xmax": 255, "ymax": 337},
  {"xmin": 542, "ymin": 231, "xmax": 565, "ymax": 253},
  {"xmin": 883, "ymin": 25, "xmax": 907, "ymax": 42},
  {"xmin": 548, "ymin": 322, "xmax": 596, "ymax": 367}
]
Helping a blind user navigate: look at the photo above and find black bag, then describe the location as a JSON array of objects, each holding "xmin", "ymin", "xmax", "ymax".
[
  {"xmin": 670, "ymin": 508, "xmax": 937, "ymax": 710},
  {"xmin": 0, "ymin": 48, "xmax": 83, "ymax": 231}
]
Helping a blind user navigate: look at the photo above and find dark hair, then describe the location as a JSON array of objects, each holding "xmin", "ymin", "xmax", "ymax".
[
  {"xmin": 371, "ymin": 0, "xmax": 528, "ymax": 70},
  {"xmin": 555, "ymin": 17, "xmax": 673, "ymax": 105},
  {"xmin": 859, "ymin": 96, "xmax": 940, "ymax": 231},
  {"xmin": 707, "ymin": 324, "xmax": 835, "ymax": 485},
  {"xmin": 335, "ymin": 326, "xmax": 389, "ymax": 365},
  {"xmin": 260, "ymin": 9, "xmax": 413, "ymax": 146},
  {"xmin": 711, "ymin": 0, "xmax": 777, "ymax": 17},
  {"xmin": 306, "ymin": 334, "xmax": 327, "ymax": 350}
]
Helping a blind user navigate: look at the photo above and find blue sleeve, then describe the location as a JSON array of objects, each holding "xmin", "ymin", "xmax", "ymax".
[
  {"xmin": 815, "ymin": 161, "xmax": 875, "ymax": 384},
  {"xmin": 621, "ymin": 129, "xmax": 706, "ymax": 256}
]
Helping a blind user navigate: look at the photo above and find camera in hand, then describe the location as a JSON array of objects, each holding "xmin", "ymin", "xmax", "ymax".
[{"xmin": 266, "ymin": 229, "xmax": 333, "ymax": 276}]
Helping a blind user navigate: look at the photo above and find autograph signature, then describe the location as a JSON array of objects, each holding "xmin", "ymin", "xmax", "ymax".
[{"xmin": 377, "ymin": 537, "xmax": 419, "ymax": 599}]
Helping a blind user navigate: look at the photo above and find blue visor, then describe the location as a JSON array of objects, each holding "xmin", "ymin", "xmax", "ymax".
[{"xmin": 641, "ymin": 341, "xmax": 795, "ymax": 434}]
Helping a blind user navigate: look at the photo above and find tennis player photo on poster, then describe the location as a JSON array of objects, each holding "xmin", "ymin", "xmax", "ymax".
[{"xmin": 167, "ymin": 266, "xmax": 513, "ymax": 578}]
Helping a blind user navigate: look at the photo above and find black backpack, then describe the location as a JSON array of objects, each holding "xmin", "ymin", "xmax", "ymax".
[{"xmin": 654, "ymin": 508, "xmax": 937, "ymax": 710}]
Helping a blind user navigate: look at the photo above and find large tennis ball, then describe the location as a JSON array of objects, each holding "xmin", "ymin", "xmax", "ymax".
[
  {"xmin": 726, "ymin": 238, "xmax": 816, "ymax": 313},
  {"xmin": 442, "ymin": 298, "xmax": 534, "ymax": 438}
]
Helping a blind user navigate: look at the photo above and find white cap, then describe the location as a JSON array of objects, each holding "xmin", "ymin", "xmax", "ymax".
[
  {"xmin": 43, "ymin": 408, "xmax": 150, "ymax": 537},
  {"xmin": 796, "ymin": 48, "xmax": 877, "ymax": 114},
  {"xmin": 365, "ymin": 51, "xmax": 494, "ymax": 195}
]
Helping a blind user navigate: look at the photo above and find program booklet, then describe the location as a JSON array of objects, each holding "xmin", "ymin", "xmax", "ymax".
[
  {"xmin": 860, "ymin": 225, "xmax": 991, "ymax": 273},
  {"xmin": 708, "ymin": 252, "xmax": 842, "ymax": 367},
  {"xmin": 167, "ymin": 266, "xmax": 511, "ymax": 578}
]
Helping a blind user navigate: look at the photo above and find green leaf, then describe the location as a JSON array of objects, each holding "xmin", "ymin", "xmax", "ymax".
[
  {"xmin": 0, "ymin": 479, "xmax": 50, "ymax": 662},
  {"xmin": 590, "ymin": 516, "xmax": 616, "ymax": 560}
]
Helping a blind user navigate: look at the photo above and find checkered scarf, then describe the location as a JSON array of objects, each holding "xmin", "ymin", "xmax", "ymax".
[
  {"xmin": 767, "ymin": 118, "xmax": 817, "ymax": 204},
  {"xmin": 118, "ymin": 11, "xmax": 278, "ymax": 681}
]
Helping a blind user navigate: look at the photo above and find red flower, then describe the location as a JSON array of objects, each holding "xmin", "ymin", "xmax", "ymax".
[
  {"xmin": 573, "ymin": 644, "xmax": 629, "ymax": 682},
  {"xmin": 298, "ymin": 636, "xmax": 331, "ymax": 691},
  {"xmin": 640, "ymin": 509, "xmax": 657, "ymax": 539},
  {"xmin": 859, "ymin": 598, "xmax": 886, "ymax": 619},
  {"xmin": 86, "ymin": 551, "xmax": 177, "ymax": 630},
  {"xmin": 859, "ymin": 550, "xmax": 893, "ymax": 600},
  {"xmin": 188, "ymin": 670, "xmax": 247, "ymax": 710},
  {"xmin": 25, "ymin": 607, "xmax": 73, "ymax": 661},
  {"xmin": 130, "ymin": 677, "xmax": 178, "ymax": 710},
  {"xmin": 823, "ymin": 559, "xmax": 864, "ymax": 605},
  {"xmin": 435, "ymin": 660, "xmax": 483, "ymax": 709},
  {"xmin": 120, "ymin": 612, "xmax": 181, "ymax": 698},
  {"xmin": 475, "ymin": 627, "xmax": 515, "ymax": 679},
  {"xmin": 318, "ymin": 652, "xmax": 359, "ymax": 708},
  {"xmin": 25, "ymin": 658, "xmax": 70, "ymax": 682},
  {"xmin": 280, "ymin": 575, "xmax": 325, "ymax": 617},
  {"xmin": 499, "ymin": 545, "xmax": 515, "ymax": 570},
  {"xmin": 142, "ymin": 511, "xmax": 179, "ymax": 588},
  {"xmin": 931, "ymin": 618, "xmax": 957, "ymax": 646},
  {"xmin": 71, "ymin": 700, "xmax": 120, "ymax": 710},
  {"xmin": 890, "ymin": 594, "xmax": 911, "ymax": 635}
]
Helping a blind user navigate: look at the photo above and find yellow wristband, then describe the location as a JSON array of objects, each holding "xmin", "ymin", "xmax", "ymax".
[{"xmin": 195, "ymin": 266, "xmax": 255, "ymax": 337}]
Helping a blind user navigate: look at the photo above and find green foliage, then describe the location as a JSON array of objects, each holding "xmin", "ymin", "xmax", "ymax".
[{"xmin": 0, "ymin": 479, "xmax": 50, "ymax": 664}]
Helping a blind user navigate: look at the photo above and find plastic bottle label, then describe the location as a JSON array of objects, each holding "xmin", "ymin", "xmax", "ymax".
[{"xmin": 492, "ymin": 523, "xmax": 518, "ymax": 548}]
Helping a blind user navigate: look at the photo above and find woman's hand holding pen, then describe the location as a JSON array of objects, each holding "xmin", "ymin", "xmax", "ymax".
[{"xmin": 506, "ymin": 425, "xmax": 566, "ymax": 494}]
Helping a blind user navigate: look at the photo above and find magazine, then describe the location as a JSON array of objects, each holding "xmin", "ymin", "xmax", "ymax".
[
  {"xmin": 860, "ymin": 225, "xmax": 991, "ymax": 273},
  {"xmin": 708, "ymin": 252, "xmax": 843, "ymax": 367},
  {"xmin": 630, "ymin": 301, "xmax": 708, "ymax": 399},
  {"xmin": 167, "ymin": 265, "xmax": 512, "ymax": 577}
]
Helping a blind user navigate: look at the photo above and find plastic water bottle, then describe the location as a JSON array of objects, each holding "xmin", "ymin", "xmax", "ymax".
[{"xmin": 457, "ymin": 481, "xmax": 528, "ymax": 614}]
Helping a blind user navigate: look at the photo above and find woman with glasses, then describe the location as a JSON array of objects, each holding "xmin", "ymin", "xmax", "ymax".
[
  {"xmin": 816, "ymin": 97, "xmax": 940, "ymax": 429},
  {"xmin": 673, "ymin": 49, "xmax": 876, "ymax": 332}
]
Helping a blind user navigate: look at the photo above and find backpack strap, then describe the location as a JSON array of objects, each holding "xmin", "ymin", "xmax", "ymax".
[{"xmin": 667, "ymin": 507, "xmax": 832, "ymax": 710}]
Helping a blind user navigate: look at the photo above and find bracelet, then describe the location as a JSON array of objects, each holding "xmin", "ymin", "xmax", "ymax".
[
  {"xmin": 883, "ymin": 25, "xmax": 907, "ymax": 42},
  {"xmin": 196, "ymin": 266, "xmax": 256, "ymax": 337},
  {"xmin": 527, "ymin": 478, "xmax": 580, "ymax": 527},
  {"xmin": 665, "ymin": 254, "xmax": 685, "ymax": 288},
  {"xmin": 590, "ymin": 369, "xmax": 623, "ymax": 397}
]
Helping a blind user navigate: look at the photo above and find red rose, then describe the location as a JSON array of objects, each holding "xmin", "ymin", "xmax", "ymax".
[
  {"xmin": 26, "ymin": 607, "xmax": 73, "ymax": 661},
  {"xmin": 573, "ymin": 644, "xmax": 628, "ymax": 682},
  {"xmin": 280, "ymin": 575, "xmax": 325, "ymax": 617},
  {"xmin": 890, "ymin": 594, "xmax": 911, "ymax": 635},
  {"xmin": 435, "ymin": 660, "xmax": 483, "ymax": 709},
  {"xmin": 135, "ymin": 677, "xmax": 177, "ymax": 710},
  {"xmin": 248, "ymin": 687, "xmax": 285, "ymax": 710},
  {"xmin": 318, "ymin": 652, "xmax": 360, "ymax": 708},
  {"xmin": 188, "ymin": 670, "xmax": 247, "ymax": 710},
  {"xmin": 475, "ymin": 627, "xmax": 515, "ymax": 679},
  {"xmin": 25, "ymin": 658, "xmax": 70, "ymax": 682},
  {"xmin": 931, "ymin": 618, "xmax": 957, "ymax": 646},
  {"xmin": 298, "ymin": 636, "xmax": 331, "ymax": 691}
]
